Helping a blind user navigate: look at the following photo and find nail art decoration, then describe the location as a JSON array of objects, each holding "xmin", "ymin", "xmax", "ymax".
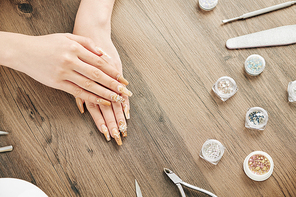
[
  {"xmin": 101, "ymin": 125, "xmax": 111, "ymax": 141},
  {"xmin": 288, "ymin": 80, "xmax": 296, "ymax": 102},
  {"xmin": 112, "ymin": 128, "xmax": 122, "ymax": 146},
  {"xmin": 110, "ymin": 94, "xmax": 125, "ymax": 103},
  {"xmin": 118, "ymin": 120, "xmax": 127, "ymax": 137},
  {"xmin": 199, "ymin": 139, "xmax": 225, "ymax": 165},
  {"xmin": 123, "ymin": 104, "xmax": 130, "ymax": 119},
  {"xmin": 118, "ymin": 85, "xmax": 133, "ymax": 97},
  {"xmin": 212, "ymin": 76, "xmax": 238, "ymax": 101},
  {"xmin": 243, "ymin": 151, "xmax": 274, "ymax": 181},
  {"xmin": 245, "ymin": 107, "xmax": 268, "ymax": 130},
  {"xmin": 245, "ymin": 54, "xmax": 266, "ymax": 76}
]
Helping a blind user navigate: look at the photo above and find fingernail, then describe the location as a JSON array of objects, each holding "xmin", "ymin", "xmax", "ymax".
[
  {"xmin": 110, "ymin": 93, "xmax": 125, "ymax": 103},
  {"xmin": 112, "ymin": 128, "xmax": 122, "ymax": 146},
  {"xmin": 96, "ymin": 47, "xmax": 111, "ymax": 58},
  {"xmin": 118, "ymin": 120, "xmax": 127, "ymax": 137},
  {"xmin": 101, "ymin": 124, "xmax": 111, "ymax": 141},
  {"xmin": 97, "ymin": 98, "xmax": 111, "ymax": 106},
  {"xmin": 0, "ymin": 145, "xmax": 13, "ymax": 153},
  {"xmin": 123, "ymin": 104, "xmax": 130, "ymax": 119},
  {"xmin": 75, "ymin": 97, "xmax": 84, "ymax": 113},
  {"xmin": 116, "ymin": 74, "xmax": 129, "ymax": 86},
  {"xmin": 118, "ymin": 85, "xmax": 133, "ymax": 97}
]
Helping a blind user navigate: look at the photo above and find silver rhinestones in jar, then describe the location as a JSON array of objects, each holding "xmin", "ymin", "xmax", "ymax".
[
  {"xmin": 212, "ymin": 76, "xmax": 238, "ymax": 101},
  {"xmin": 245, "ymin": 107, "xmax": 268, "ymax": 130},
  {"xmin": 200, "ymin": 139, "xmax": 225, "ymax": 165}
]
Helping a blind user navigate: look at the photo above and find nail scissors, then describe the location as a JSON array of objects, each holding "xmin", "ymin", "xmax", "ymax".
[
  {"xmin": 135, "ymin": 179, "xmax": 143, "ymax": 197},
  {"xmin": 164, "ymin": 168, "xmax": 218, "ymax": 197}
]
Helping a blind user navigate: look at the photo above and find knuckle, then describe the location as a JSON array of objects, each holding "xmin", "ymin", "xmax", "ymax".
[
  {"xmin": 109, "ymin": 80, "xmax": 119, "ymax": 89},
  {"xmin": 69, "ymin": 43, "xmax": 79, "ymax": 52},
  {"xmin": 84, "ymin": 79, "xmax": 93, "ymax": 89},
  {"xmin": 92, "ymin": 69, "xmax": 101, "ymax": 79},
  {"xmin": 86, "ymin": 102, "xmax": 97, "ymax": 109},
  {"xmin": 73, "ymin": 86, "xmax": 83, "ymax": 97}
]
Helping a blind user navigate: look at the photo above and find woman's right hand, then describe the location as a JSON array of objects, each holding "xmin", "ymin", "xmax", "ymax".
[{"xmin": 3, "ymin": 32, "xmax": 131, "ymax": 105}]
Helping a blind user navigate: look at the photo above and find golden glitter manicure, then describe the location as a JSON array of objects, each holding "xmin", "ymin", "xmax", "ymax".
[
  {"xmin": 75, "ymin": 97, "xmax": 84, "ymax": 113},
  {"xmin": 110, "ymin": 93, "xmax": 125, "ymax": 103},
  {"xmin": 123, "ymin": 104, "xmax": 130, "ymax": 119},
  {"xmin": 97, "ymin": 98, "xmax": 111, "ymax": 106},
  {"xmin": 117, "ymin": 85, "xmax": 133, "ymax": 97},
  {"xmin": 118, "ymin": 120, "xmax": 127, "ymax": 137},
  {"xmin": 112, "ymin": 128, "xmax": 122, "ymax": 146},
  {"xmin": 101, "ymin": 124, "xmax": 111, "ymax": 141},
  {"xmin": 116, "ymin": 74, "xmax": 129, "ymax": 86}
]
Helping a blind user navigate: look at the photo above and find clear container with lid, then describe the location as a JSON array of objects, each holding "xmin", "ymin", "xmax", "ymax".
[
  {"xmin": 288, "ymin": 80, "xmax": 296, "ymax": 102},
  {"xmin": 199, "ymin": 0, "xmax": 218, "ymax": 11},
  {"xmin": 199, "ymin": 139, "xmax": 225, "ymax": 165},
  {"xmin": 245, "ymin": 107, "xmax": 268, "ymax": 130},
  {"xmin": 244, "ymin": 54, "xmax": 266, "ymax": 76},
  {"xmin": 243, "ymin": 151, "xmax": 274, "ymax": 181},
  {"xmin": 212, "ymin": 76, "xmax": 238, "ymax": 101}
]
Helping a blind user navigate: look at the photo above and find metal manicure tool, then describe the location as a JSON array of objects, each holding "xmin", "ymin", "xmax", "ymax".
[
  {"xmin": 222, "ymin": 1, "xmax": 296, "ymax": 24},
  {"xmin": 226, "ymin": 25, "xmax": 296, "ymax": 49},
  {"xmin": 135, "ymin": 179, "xmax": 143, "ymax": 197},
  {"xmin": 164, "ymin": 168, "xmax": 218, "ymax": 197},
  {"xmin": 0, "ymin": 131, "xmax": 13, "ymax": 153}
]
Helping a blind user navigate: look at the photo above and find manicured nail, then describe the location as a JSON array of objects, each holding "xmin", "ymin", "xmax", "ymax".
[
  {"xmin": 116, "ymin": 74, "xmax": 129, "ymax": 86},
  {"xmin": 97, "ymin": 98, "xmax": 111, "ymax": 106},
  {"xmin": 118, "ymin": 85, "xmax": 133, "ymax": 97},
  {"xmin": 96, "ymin": 47, "xmax": 111, "ymax": 58},
  {"xmin": 0, "ymin": 131, "xmax": 9, "ymax": 135},
  {"xmin": 101, "ymin": 124, "xmax": 111, "ymax": 141},
  {"xmin": 123, "ymin": 104, "xmax": 130, "ymax": 119},
  {"xmin": 0, "ymin": 145, "xmax": 13, "ymax": 153},
  {"xmin": 118, "ymin": 120, "xmax": 127, "ymax": 137},
  {"xmin": 110, "ymin": 93, "xmax": 125, "ymax": 103},
  {"xmin": 75, "ymin": 97, "xmax": 84, "ymax": 113},
  {"xmin": 112, "ymin": 128, "xmax": 122, "ymax": 145}
]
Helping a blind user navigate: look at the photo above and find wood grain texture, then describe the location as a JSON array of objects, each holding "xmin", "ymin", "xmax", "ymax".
[{"xmin": 0, "ymin": 0, "xmax": 296, "ymax": 196}]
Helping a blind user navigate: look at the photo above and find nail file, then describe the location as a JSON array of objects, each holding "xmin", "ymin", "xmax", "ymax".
[{"xmin": 226, "ymin": 25, "xmax": 296, "ymax": 49}]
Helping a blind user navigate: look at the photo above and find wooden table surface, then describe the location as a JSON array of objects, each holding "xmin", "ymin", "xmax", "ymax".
[{"xmin": 0, "ymin": 0, "xmax": 296, "ymax": 196}]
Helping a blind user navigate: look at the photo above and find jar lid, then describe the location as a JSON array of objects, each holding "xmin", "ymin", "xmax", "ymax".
[
  {"xmin": 199, "ymin": 0, "xmax": 218, "ymax": 11},
  {"xmin": 245, "ymin": 54, "xmax": 266, "ymax": 76},
  {"xmin": 243, "ymin": 151, "xmax": 274, "ymax": 181}
]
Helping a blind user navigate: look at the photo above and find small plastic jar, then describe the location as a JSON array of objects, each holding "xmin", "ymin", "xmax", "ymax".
[
  {"xmin": 199, "ymin": 139, "xmax": 225, "ymax": 165},
  {"xmin": 245, "ymin": 107, "xmax": 268, "ymax": 130},
  {"xmin": 212, "ymin": 76, "xmax": 238, "ymax": 101},
  {"xmin": 244, "ymin": 54, "xmax": 266, "ymax": 76},
  {"xmin": 287, "ymin": 80, "xmax": 296, "ymax": 102},
  {"xmin": 243, "ymin": 151, "xmax": 274, "ymax": 181},
  {"xmin": 199, "ymin": 0, "xmax": 218, "ymax": 11}
]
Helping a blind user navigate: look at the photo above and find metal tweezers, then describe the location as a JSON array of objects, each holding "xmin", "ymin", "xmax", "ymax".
[
  {"xmin": 164, "ymin": 168, "xmax": 218, "ymax": 197},
  {"xmin": 0, "ymin": 131, "xmax": 13, "ymax": 153}
]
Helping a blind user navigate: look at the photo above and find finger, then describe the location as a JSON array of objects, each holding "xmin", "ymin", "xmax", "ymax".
[
  {"xmin": 72, "ymin": 60, "xmax": 132, "ymax": 97},
  {"xmin": 66, "ymin": 34, "xmax": 129, "ymax": 85},
  {"xmin": 85, "ymin": 101, "xmax": 111, "ymax": 141},
  {"xmin": 99, "ymin": 104, "xmax": 122, "ymax": 146},
  {"xmin": 113, "ymin": 101, "xmax": 127, "ymax": 137},
  {"xmin": 66, "ymin": 70, "xmax": 126, "ymax": 102},
  {"xmin": 122, "ymin": 95, "xmax": 130, "ymax": 120},
  {"xmin": 65, "ymin": 33, "xmax": 103, "ymax": 57},
  {"xmin": 60, "ymin": 80, "xmax": 111, "ymax": 106}
]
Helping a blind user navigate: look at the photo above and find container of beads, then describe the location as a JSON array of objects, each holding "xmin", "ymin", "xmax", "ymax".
[
  {"xmin": 243, "ymin": 151, "xmax": 274, "ymax": 181},
  {"xmin": 200, "ymin": 139, "xmax": 225, "ymax": 165},
  {"xmin": 212, "ymin": 76, "xmax": 238, "ymax": 101},
  {"xmin": 287, "ymin": 80, "xmax": 296, "ymax": 102},
  {"xmin": 245, "ymin": 107, "xmax": 268, "ymax": 130},
  {"xmin": 244, "ymin": 54, "xmax": 266, "ymax": 76},
  {"xmin": 199, "ymin": 0, "xmax": 218, "ymax": 11}
]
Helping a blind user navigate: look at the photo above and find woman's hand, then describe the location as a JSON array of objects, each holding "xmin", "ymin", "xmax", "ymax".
[
  {"xmin": 1, "ymin": 32, "xmax": 131, "ymax": 105},
  {"xmin": 73, "ymin": 0, "xmax": 130, "ymax": 146}
]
